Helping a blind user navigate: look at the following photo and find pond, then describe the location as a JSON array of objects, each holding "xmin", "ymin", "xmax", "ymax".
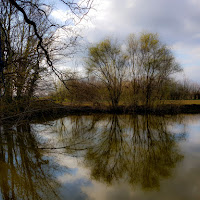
[{"xmin": 0, "ymin": 114, "xmax": 200, "ymax": 200}]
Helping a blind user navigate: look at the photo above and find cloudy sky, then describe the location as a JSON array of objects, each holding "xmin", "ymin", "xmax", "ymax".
[{"xmin": 52, "ymin": 0, "xmax": 200, "ymax": 83}]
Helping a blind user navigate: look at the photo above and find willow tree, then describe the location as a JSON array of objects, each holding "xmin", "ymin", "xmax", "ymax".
[
  {"xmin": 127, "ymin": 33, "xmax": 182, "ymax": 106},
  {"xmin": 86, "ymin": 39, "xmax": 128, "ymax": 109}
]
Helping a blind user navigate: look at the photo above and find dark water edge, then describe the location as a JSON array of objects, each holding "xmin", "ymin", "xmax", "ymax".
[{"xmin": 1, "ymin": 101, "xmax": 200, "ymax": 124}]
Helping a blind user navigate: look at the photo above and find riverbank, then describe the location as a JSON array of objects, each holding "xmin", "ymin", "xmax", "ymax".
[{"xmin": 1, "ymin": 99, "xmax": 200, "ymax": 123}]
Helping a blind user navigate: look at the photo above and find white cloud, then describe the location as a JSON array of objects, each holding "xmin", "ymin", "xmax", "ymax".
[{"xmin": 51, "ymin": 9, "xmax": 70, "ymax": 23}]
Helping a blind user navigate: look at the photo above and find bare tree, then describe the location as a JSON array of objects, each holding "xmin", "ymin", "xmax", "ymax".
[{"xmin": 0, "ymin": 0, "xmax": 94, "ymax": 100}]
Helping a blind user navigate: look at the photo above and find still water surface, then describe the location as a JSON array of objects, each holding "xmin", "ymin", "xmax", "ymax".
[{"xmin": 1, "ymin": 114, "xmax": 200, "ymax": 199}]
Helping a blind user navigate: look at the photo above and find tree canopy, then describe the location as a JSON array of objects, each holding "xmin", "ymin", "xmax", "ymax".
[{"xmin": 84, "ymin": 33, "xmax": 182, "ymax": 108}]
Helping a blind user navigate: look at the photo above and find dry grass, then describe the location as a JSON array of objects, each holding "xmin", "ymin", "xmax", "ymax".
[
  {"xmin": 46, "ymin": 97, "xmax": 200, "ymax": 108},
  {"xmin": 60, "ymin": 99, "xmax": 200, "ymax": 107},
  {"xmin": 164, "ymin": 100, "xmax": 200, "ymax": 105}
]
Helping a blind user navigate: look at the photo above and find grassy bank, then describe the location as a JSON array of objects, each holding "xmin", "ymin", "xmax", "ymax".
[
  {"xmin": 1, "ymin": 99, "xmax": 200, "ymax": 123},
  {"xmin": 0, "ymin": 99, "xmax": 200, "ymax": 122}
]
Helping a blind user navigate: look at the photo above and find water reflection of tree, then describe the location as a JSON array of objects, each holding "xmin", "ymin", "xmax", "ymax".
[
  {"xmin": 57, "ymin": 115, "xmax": 185, "ymax": 190},
  {"xmin": 0, "ymin": 122, "xmax": 61, "ymax": 200}
]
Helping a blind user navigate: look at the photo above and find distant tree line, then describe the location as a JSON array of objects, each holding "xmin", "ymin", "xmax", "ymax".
[{"xmin": 53, "ymin": 32, "xmax": 200, "ymax": 109}]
